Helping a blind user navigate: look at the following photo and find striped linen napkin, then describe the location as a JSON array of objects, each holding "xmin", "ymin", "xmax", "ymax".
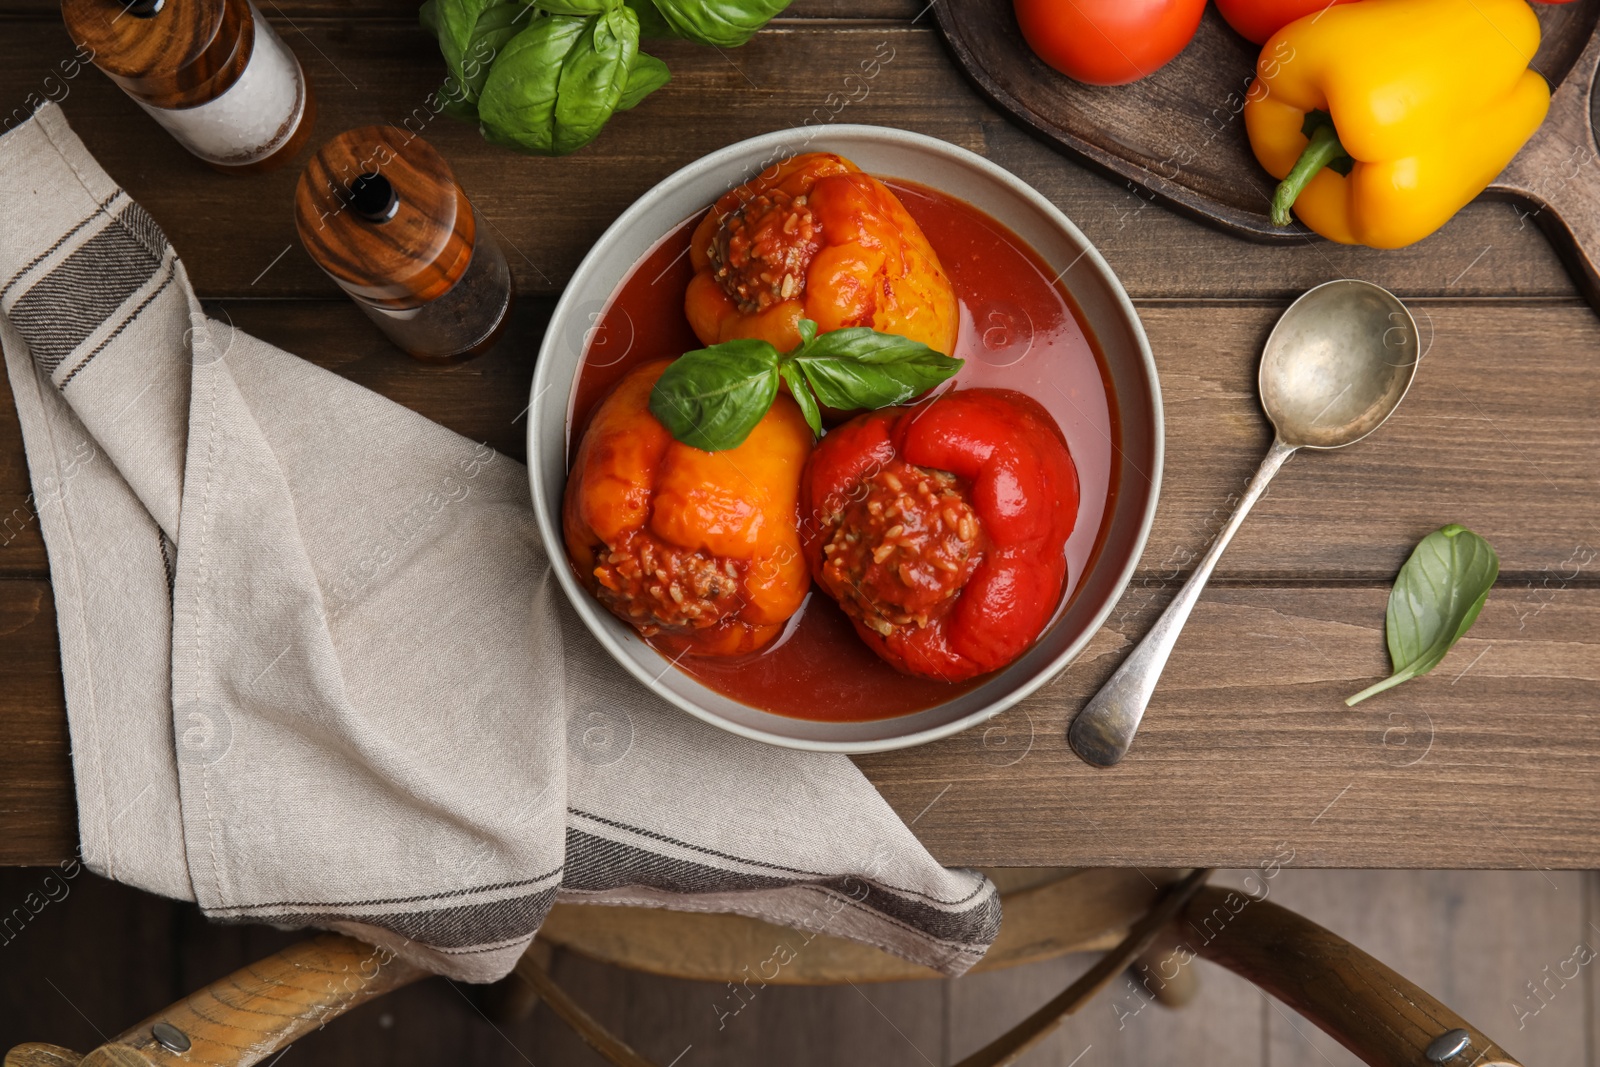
[{"xmin": 0, "ymin": 103, "xmax": 1000, "ymax": 982}]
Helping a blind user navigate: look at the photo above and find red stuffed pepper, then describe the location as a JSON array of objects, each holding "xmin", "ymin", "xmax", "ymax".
[{"xmin": 800, "ymin": 389, "xmax": 1079, "ymax": 682}]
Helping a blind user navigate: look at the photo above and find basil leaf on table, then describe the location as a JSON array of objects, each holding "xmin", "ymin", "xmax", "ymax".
[
  {"xmin": 648, "ymin": 319, "xmax": 962, "ymax": 452},
  {"xmin": 617, "ymin": 51, "xmax": 671, "ymax": 110},
  {"xmin": 432, "ymin": 2, "xmax": 532, "ymax": 115},
  {"xmin": 552, "ymin": 6, "xmax": 639, "ymax": 155},
  {"xmin": 421, "ymin": 0, "xmax": 791, "ymax": 153},
  {"xmin": 792, "ymin": 326, "xmax": 963, "ymax": 411},
  {"xmin": 645, "ymin": 0, "xmax": 790, "ymax": 47},
  {"xmin": 478, "ymin": 8, "xmax": 638, "ymax": 157},
  {"xmin": 477, "ymin": 14, "xmax": 587, "ymax": 154},
  {"xmin": 534, "ymin": 0, "xmax": 612, "ymax": 13},
  {"xmin": 1345, "ymin": 524, "xmax": 1500, "ymax": 706},
  {"xmin": 425, "ymin": 0, "xmax": 501, "ymax": 86},
  {"xmin": 649, "ymin": 339, "xmax": 782, "ymax": 452}
]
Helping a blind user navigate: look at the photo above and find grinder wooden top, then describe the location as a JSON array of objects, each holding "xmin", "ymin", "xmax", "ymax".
[
  {"xmin": 61, "ymin": 0, "xmax": 254, "ymax": 109},
  {"xmin": 293, "ymin": 126, "xmax": 477, "ymax": 310}
]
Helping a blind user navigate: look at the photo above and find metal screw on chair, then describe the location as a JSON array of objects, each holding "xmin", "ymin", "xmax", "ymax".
[
  {"xmin": 151, "ymin": 1021, "xmax": 191, "ymax": 1054},
  {"xmin": 1425, "ymin": 1028, "xmax": 1471, "ymax": 1063}
]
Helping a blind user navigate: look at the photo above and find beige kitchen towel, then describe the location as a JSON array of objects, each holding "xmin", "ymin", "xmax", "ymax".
[{"xmin": 0, "ymin": 103, "xmax": 1000, "ymax": 982}]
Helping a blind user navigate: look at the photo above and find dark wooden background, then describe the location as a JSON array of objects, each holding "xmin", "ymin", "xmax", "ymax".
[{"xmin": 1, "ymin": 0, "xmax": 1598, "ymax": 872}]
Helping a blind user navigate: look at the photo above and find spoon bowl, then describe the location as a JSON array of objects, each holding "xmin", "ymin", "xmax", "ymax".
[
  {"xmin": 1069, "ymin": 279, "xmax": 1419, "ymax": 767},
  {"xmin": 1261, "ymin": 279, "xmax": 1419, "ymax": 450}
]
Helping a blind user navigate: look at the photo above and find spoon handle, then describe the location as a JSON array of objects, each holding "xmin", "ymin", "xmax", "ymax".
[{"xmin": 1069, "ymin": 438, "xmax": 1298, "ymax": 767}]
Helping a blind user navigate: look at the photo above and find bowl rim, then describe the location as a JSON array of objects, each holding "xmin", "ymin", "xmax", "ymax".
[{"xmin": 528, "ymin": 123, "xmax": 1163, "ymax": 753}]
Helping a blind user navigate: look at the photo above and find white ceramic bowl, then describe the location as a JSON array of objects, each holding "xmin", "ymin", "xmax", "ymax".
[{"xmin": 528, "ymin": 125, "xmax": 1162, "ymax": 753}]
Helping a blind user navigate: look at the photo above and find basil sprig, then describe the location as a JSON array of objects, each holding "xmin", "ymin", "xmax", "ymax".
[
  {"xmin": 1345, "ymin": 524, "xmax": 1500, "ymax": 706},
  {"xmin": 649, "ymin": 319, "xmax": 963, "ymax": 452},
  {"xmin": 420, "ymin": 0, "xmax": 788, "ymax": 157}
]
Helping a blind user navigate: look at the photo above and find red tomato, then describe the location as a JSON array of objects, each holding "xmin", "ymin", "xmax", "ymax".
[
  {"xmin": 1013, "ymin": 0, "xmax": 1208, "ymax": 86},
  {"xmin": 1213, "ymin": 0, "xmax": 1363, "ymax": 44}
]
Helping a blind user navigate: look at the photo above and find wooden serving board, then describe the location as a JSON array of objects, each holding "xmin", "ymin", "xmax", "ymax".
[{"xmin": 934, "ymin": 0, "xmax": 1600, "ymax": 306}]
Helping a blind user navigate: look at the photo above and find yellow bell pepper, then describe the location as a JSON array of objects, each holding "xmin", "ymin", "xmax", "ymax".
[{"xmin": 1244, "ymin": 0, "xmax": 1550, "ymax": 248}]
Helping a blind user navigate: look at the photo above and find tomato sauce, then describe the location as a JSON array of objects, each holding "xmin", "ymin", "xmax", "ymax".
[{"xmin": 567, "ymin": 180, "xmax": 1119, "ymax": 721}]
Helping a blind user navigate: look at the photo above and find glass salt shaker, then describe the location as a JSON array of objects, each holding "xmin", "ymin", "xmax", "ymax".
[
  {"xmin": 61, "ymin": 0, "xmax": 314, "ymax": 172},
  {"xmin": 293, "ymin": 127, "xmax": 513, "ymax": 363}
]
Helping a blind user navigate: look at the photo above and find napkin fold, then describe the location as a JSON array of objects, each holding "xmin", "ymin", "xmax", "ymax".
[{"xmin": 0, "ymin": 104, "xmax": 1000, "ymax": 982}]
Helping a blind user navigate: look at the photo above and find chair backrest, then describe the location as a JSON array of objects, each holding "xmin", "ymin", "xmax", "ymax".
[{"xmin": 5, "ymin": 868, "xmax": 1524, "ymax": 1067}]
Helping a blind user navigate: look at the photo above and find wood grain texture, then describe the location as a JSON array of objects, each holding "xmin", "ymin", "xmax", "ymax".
[
  {"xmin": 1, "ymin": 0, "xmax": 1597, "ymax": 878},
  {"xmin": 1, "ymin": 0, "xmax": 924, "ymax": 19},
  {"xmin": 0, "ymin": 22, "xmax": 1583, "ymax": 300},
  {"xmin": 4, "ymin": 578, "xmax": 1599, "ymax": 868},
  {"xmin": 295, "ymin": 125, "xmax": 477, "ymax": 307},
  {"xmin": 1186, "ymin": 884, "xmax": 1523, "ymax": 1066},
  {"xmin": 934, "ymin": 0, "xmax": 1598, "ymax": 245},
  {"xmin": 4, "ymin": 1046, "xmax": 82, "ymax": 1067},
  {"xmin": 859, "ymin": 581, "xmax": 1600, "ymax": 870},
  {"xmin": 76, "ymin": 934, "xmax": 425, "ymax": 1067},
  {"xmin": 1492, "ymin": 25, "xmax": 1600, "ymax": 312},
  {"xmin": 0, "ymin": 581, "xmax": 75, "ymax": 865},
  {"xmin": 61, "ymin": 0, "xmax": 253, "ymax": 108},
  {"xmin": 1261, "ymin": 870, "xmax": 1590, "ymax": 1067},
  {"xmin": 3, "ymin": 298, "xmax": 1597, "ymax": 584}
]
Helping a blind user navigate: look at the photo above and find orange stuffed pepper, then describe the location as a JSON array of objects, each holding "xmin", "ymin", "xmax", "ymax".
[
  {"xmin": 685, "ymin": 152, "xmax": 960, "ymax": 356},
  {"xmin": 563, "ymin": 359, "xmax": 813, "ymax": 657}
]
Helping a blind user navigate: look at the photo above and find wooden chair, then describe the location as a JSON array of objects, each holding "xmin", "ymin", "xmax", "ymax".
[{"xmin": 5, "ymin": 869, "xmax": 1523, "ymax": 1067}]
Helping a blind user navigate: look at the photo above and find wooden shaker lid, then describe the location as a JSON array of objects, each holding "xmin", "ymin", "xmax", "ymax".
[
  {"xmin": 294, "ymin": 127, "xmax": 476, "ymax": 311},
  {"xmin": 61, "ymin": 0, "xmax": 254, "ymax": 109}
]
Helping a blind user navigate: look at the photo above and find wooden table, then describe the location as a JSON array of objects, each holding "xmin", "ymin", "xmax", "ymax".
[{"xmin": 2, "ymin": 0, "xmax": 1597, "ymax": 872}]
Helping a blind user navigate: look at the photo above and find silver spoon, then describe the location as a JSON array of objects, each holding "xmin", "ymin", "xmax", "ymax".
[{"xmin": 1069, "ymin": 279, "xmax": 1420, "ymax": 767}]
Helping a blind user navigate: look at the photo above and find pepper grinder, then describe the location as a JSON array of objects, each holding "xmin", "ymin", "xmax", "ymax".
[
  {"xmin": 294, "ymin": 127, "xmax": 513, "ymax": 363},
  {"xmin": 62, "ymin": 0, "xmax": 315, "ymax": 172}
]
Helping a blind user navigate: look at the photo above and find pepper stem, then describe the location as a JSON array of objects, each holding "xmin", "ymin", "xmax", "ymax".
[{"xmin": 1270, "ymin": 122, "xmax": 1350, "ymax": 227}]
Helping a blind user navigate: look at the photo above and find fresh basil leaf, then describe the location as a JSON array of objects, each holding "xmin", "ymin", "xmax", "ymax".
[
  {"xmin": 779, "ymin": 361, "xmax": 821, "ymax": 436},
  {"xmin": 646, "ymin": 0, "xmax": 790, "ymax": 47},
  {"xmin": 616, "ymin": 50, "xmax": 670, "ymax": 110},
  {"xmin": 477, "ymin": 14, "xmax": 590, "ymax": 155},
  {"xmin": 431, "ymin": 0, "xmax": 497, "ymax": 84},
  {"xmin": 457, "ymin": 3, "xmax": 533, "ymax": 103},
  {"xmin": 537, "ymin": 0, "xmax": 612, "ymax": 14},
  {"xmin": 551, "ymin": 5, "xmax": 638, "ymax": 155},
  {"xmin": 650, "ymin": 339, "xmax": 782, "ymax": 451},
  {"xmin": 423, "ymin": 3, "xmax": 472, "ymax": 119},
  {"xmin": 790, "ymin": 326, "xmax": 962, "ymax": 411},
  {"xmin": 1346, "ymin": 524, "xmax": 1499, "ymax": 706}
]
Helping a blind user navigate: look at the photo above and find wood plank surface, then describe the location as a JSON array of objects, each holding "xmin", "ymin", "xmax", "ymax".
[
  {"xmin": 2, "ymin": 299, "xmax": 1597, "ymax": 584},
  {"xmin": 862, "ymin": 580, "xmax": 1600, "ymax": 870},
  {"xmin": 0, "ymin": 581, "xmax": 74, "ymax": 865},
  {"xmin": 2, "ymin": 0, "xmax": 1597, "ymax": 875},
  {"xmin": 5, "ymin": 573, "xmax": 1598, "ymax": 868},
  {"xmin": 0, "ymin": 21, "xmax": 1580, "ymax": 301},
  {"xmin": 0, "ymin": 0, "xmax": 924, "ymax": 19}
]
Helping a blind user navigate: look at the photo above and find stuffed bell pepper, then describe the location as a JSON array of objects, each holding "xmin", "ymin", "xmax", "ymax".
[
  {"xmin": 1246, "ymin": 0, "xmax": 1550, "ymax": 248},
  {"xmin": 564, "ymin": 359, "xmax": 813, "ymax": 657},
  {"xmin": 685, "ymin": 152, "xmax": 960, "ymax": 357},
  {"xmin": 801, "ymin": 389, "xmax": 1079, "ymax": 683}
]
